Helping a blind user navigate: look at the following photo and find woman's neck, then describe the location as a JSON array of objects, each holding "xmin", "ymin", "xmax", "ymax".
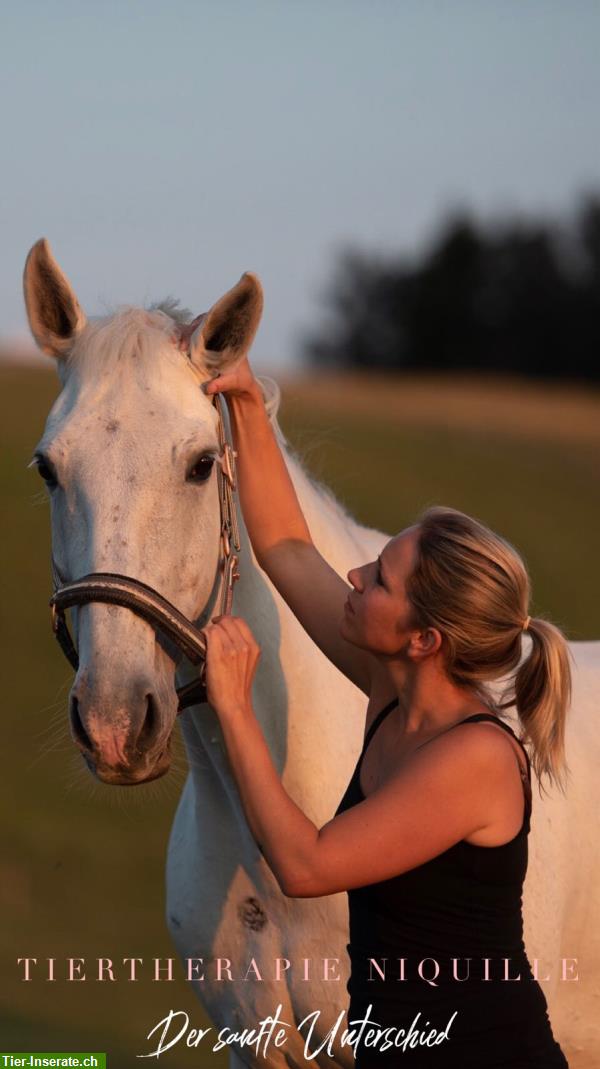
[{"xmin": 377, "ymin": 657, "xmax": 495, "ymax": 735}]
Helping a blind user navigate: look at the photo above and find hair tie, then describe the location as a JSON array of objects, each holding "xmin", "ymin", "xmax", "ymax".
[{"xmin": 522, "ymin": 615, "xmax": 531, "ymax": 632}]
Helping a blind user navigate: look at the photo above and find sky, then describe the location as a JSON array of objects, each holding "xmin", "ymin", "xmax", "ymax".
[{"xmin": 1, "ymin": 1, "xmax": 599, "ymax": 370}]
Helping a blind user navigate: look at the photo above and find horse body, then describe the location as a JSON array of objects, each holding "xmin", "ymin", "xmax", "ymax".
[{"xmin": 24, "ymin": 239, "xmax": 599, "ymax": 1067}]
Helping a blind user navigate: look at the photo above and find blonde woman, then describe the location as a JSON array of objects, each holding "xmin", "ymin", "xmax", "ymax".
[{"xmin": 200, "ymin": 355, "xmax": 570, "ymax": 1068}]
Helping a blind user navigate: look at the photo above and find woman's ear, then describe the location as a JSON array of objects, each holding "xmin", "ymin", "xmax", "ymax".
[
  {"xmin": 409, "ymin": 626, "xmax": 443, "ymax": 660},
  {"xmin": 23, "ymin": 238, "xmax": 87, "ymax": 358},
  {"xmin": 189, "ymin": 272, "xmax": 263, "ymax": 377}
]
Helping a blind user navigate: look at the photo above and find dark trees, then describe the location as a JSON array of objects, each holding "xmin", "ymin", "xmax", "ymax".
[{"xmin": 303, "ymin": 196, "xmax": 600, "ymax": 381}]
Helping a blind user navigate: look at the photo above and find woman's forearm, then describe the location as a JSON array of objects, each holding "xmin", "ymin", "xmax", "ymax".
[
  {"xmin": 227, "ymin": 386, "xmax": 313, "ymax": 564},
  {"xmin": 219, "ymin": 705, "xmax": 319, "ymax": 896}
]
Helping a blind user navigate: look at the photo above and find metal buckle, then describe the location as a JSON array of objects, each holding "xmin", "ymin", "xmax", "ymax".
[{"xmin": 221, "ymin": 442, "xmax": 237, "ymax": 489}]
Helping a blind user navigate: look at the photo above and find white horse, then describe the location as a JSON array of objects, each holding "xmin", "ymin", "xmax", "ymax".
[{"xmin": 24, "ymin": 239, "xmax": 599, "ymax": 1068}]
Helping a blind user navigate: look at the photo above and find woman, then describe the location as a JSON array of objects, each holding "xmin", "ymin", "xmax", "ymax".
[{"xmin": 200, "ymin": 355, "xmax": 571, "ymax": 1068}]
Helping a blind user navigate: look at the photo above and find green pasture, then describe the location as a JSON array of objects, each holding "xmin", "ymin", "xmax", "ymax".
[{"xmin": 1, "ymin": 364, "xmax": 598, "ymax": 1066}]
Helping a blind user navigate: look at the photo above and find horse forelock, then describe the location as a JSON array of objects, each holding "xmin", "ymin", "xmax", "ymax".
[
  {"xmin": 64, "ymin": 303, "xmax": 285, "ymax": 423},
  {"xmin": 66, "ymin": 303, "xmax": 195, "ymax": 378},
  {"xmin": 148, "ymin": 297, "xmax": 194, "ymax": 325}
]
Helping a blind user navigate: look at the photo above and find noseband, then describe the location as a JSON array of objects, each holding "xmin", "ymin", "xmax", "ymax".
[{"xmin": 48, "ymin": 391, "xmax": 240, "ymax": 713}]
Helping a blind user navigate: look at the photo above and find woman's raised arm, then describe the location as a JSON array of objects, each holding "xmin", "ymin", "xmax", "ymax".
[{"xmin": 205, "ymin": 360, "xmax": 375, "ymax": 696}]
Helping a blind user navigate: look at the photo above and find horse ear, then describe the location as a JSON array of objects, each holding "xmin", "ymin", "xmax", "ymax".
[
  {"xmin": 189, "ymin": 272, "xmax": 263, "ymax": 374},
  {"xmin": 23, "ymin": 238, "xmax": 87, "ymax": 358}
]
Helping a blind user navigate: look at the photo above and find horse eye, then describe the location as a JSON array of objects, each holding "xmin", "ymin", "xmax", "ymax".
[
  {"xmin": 187, "ymin": 455, "xmax": 216, "ymax": 483},
  {"xmin": 34, "ymin": 456, "xmax": 58, "ymax": 488}
]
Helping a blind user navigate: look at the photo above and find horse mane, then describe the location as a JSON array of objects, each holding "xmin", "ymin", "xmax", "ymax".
[{"xmin": 249, "ymin": 375, "xmax": 357, "ymax": 533}]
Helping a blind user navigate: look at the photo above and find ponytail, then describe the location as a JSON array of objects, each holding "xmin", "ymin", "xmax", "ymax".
[{"xmin": 512, "ymin": 617, "xmax": 573, "ymax": 797}]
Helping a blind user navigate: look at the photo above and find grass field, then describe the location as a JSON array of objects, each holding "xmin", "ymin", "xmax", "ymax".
[
  {"xmin": 277, "ymin": 369, "xmax": 600, "ymax": 639},
  {"xmin": 1, "ymin": 363, "xmax": 598, "ymax": 1065}
]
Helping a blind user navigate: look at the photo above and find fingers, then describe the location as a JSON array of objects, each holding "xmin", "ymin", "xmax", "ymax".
[
  {"xmin": 200, "ymin": 615, "xmax": 261, "ymax": 713},
  {"xmin": 204, "ymin": 614, "xmax": 258, "ymax": 651},
  {"xmin": 203, "ymin": 375, "xmax": 227, "ymax": 395},
  {"xmin": 202, "ymin": 355, "xmax": 253, "ymax": 396},
  {"xmin": 204, "ymin": 368, "xmax": 242, "ymax": 394},
  {"xmin": 213, "ymin": 614, "xmax": 255, "ymax": 639},
  {"xmin": 202, "ymin": 628, "xmax": 236, "ymax": 668}
]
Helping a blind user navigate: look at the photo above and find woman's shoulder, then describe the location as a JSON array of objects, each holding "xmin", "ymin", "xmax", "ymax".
[
  {"xmin": 414, "ymin": 716, "xmax": 528, "ymax": 780},
  {"xmin": 408, "ymin": 721, "xmax": 530, "ymax": 847},
  {"xmin": 448, "ymin": 717, "xmax": 530, "ymax": 780},
  {"xmin": 411, "ymin": 717, "xmax": 521, "ymax": 768}
]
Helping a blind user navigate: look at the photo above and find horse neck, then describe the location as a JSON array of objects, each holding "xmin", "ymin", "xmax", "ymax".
[{"xmin": 234, "ymin": 418, "xmax": 382, "ymax": 615}]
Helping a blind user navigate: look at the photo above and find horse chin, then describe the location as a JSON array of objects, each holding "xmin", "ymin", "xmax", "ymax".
[{"xmin": 82, "ymin": 747, "xmax": 171, "ymax": 786}]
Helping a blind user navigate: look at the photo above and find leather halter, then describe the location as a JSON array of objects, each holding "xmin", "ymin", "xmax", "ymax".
[{"xmin": 48, "ymin": 389, "xmax": 241, "ymax": 713}]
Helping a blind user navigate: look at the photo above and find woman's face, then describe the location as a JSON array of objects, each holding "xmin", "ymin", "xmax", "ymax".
[{"xmin": 342, "ymin": 525, "xmax": 422, "ymax": 657}]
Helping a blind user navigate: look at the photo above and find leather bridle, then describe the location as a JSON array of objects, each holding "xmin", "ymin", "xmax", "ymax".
[{"xmin": 48, "ymin": 390, "xmax": 241, "ymax": 713}]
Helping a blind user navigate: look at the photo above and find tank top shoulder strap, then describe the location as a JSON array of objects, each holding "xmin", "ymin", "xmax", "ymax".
[
  {"xmin": 458, "ymin": 713, "xmax": 531, "ymax": 775},
  {"xmin": 361, "ymin": 697, "xmax": 400, "ymax": 754},
  {"xmin": 456, "ymin": 713, "xmax": 532, "ymax": 814}
]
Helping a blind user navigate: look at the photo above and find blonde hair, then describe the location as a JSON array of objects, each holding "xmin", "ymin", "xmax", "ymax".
[{"xmin": 405, "ymin": 506, "xmax": 572, "ymax": 796}]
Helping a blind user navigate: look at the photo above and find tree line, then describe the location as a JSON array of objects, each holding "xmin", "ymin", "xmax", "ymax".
[{"xmin": 302, "ymin": 195, "xmax": 600, "ymax": 382}]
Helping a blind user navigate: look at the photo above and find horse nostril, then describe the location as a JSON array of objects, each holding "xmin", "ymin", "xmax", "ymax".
[
  {"xmin": 136, "ymin": 692, "xmax": 157, "ymax": 751},
  {"xmin": 70, "ymin": 695, "xmax": 93, "ymax": 753}
]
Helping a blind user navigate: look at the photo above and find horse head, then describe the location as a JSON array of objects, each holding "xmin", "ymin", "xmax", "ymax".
[{"xmin": 24, "ymin": 238, "xmax": 263, "ymax": 786}]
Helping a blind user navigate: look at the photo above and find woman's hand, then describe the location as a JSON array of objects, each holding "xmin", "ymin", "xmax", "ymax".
[
  {"xmin": 203, "ymin": 353, "xmax": 261, "ymax": 401},
  {"xmin": 201, "ymin": 614, "xmax": 261, "ymax": 721}
]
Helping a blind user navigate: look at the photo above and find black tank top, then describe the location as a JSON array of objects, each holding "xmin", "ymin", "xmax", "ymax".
[{"xmin": 334, "ymin": 701, "xmax": 569, "ymax": 1068}]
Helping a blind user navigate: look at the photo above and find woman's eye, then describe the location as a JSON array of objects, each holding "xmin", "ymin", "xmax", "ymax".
[{"xmin": 187, "ymin": 455, "xmax": 216, "ymax": 483}]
